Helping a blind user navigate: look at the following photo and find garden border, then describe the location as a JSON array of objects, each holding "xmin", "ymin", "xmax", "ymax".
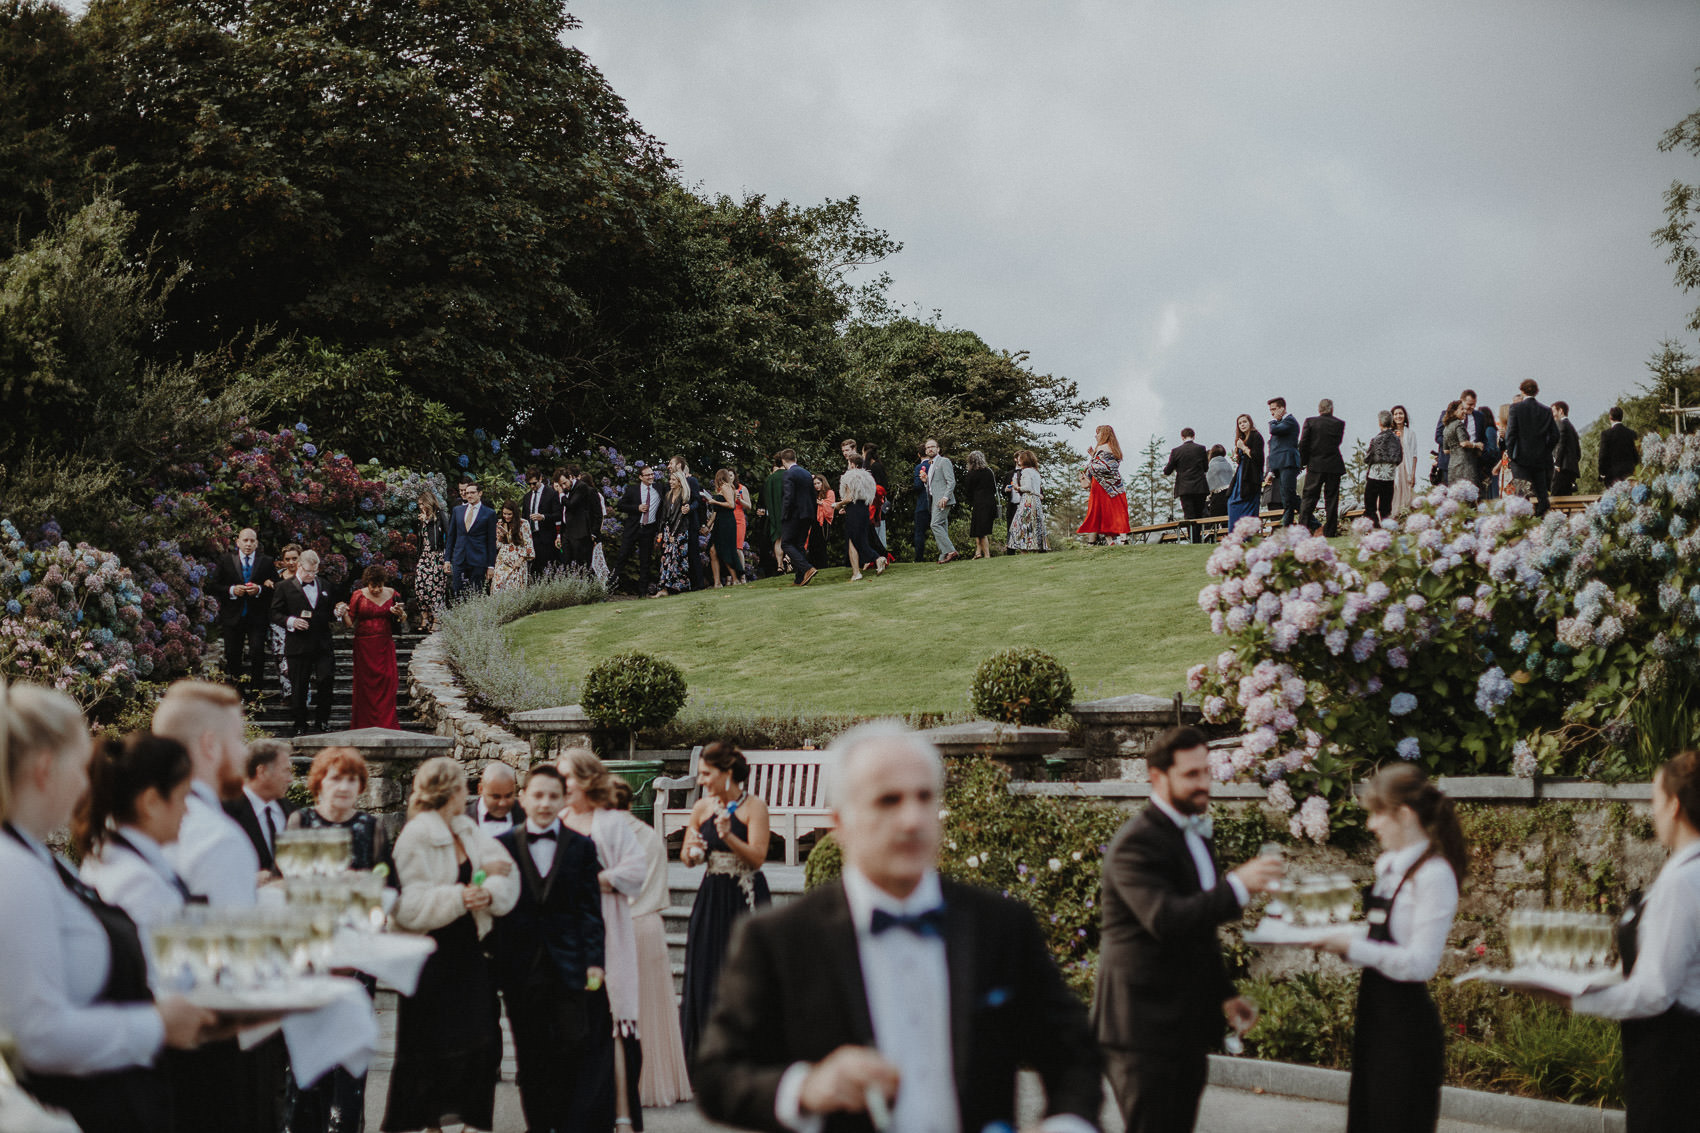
[
  {"xmin": 1206, "ymin": 1055, "xmax": 1625, "ymax": 1132},
  {"xmin": 405, "ymin": 631, "xmax": 530, "ymax": 772},
  {"xmin": 1012, "ymin": 777, "xmax": 1653, "ymax": 802}
]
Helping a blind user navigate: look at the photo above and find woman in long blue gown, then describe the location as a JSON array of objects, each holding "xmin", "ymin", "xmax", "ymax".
[{"xmin": 1227, "ymin": 413, "xmax": 1265, "ymax": 531}]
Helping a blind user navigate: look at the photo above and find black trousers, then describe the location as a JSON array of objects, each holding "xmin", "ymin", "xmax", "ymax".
[
  {"xmin": 1363, "ymin": 478, "xmax": 1394, "ymax": 525},
  {"xmin": 450, "ymin": 561, "xmax": 488, "ymax": 597},
  {"xmin": 912, "ymin": 507, "xmax": 931, "ymax": 562},
  {"xmin": 1178, "ymin": 493, "xmax": 1207, "ymax": 541},
  {"xmin": 530, "ymin": 527, "xmax": 559, "ymax": 578},
  {"xmin": 1104, "ymin": 1046, "xmax": 1209, "ymax": 1133},
  {"xmin": 1300, "ymin": 471, "xmax": 1341, "ymax": 536},
  {"xmin": 1516, "ymin": 461, "xmax": 1552, "ymax": 516},
  {"xmin": 1206, "ymin": 489, "xmax": 1229, "ymax": 517},
  {"xmin": 1552, "ymin": 469, "xmax": 1578, "ymax": 497},
  {"xmin": 289, "ymin": 644, "xmax": 335, "ymax": 733},
  {"xmin": 1274, "ymin": 467, "xmax": 1300, "ymax": 525},
  {"xmin": 780, "ymin": 518, "xmax": 813, "ymax": 581},
  {"xmin": 613, "ymin": 521, "xmax": 659, "ymax": 591},
  {"xmin": 221, "ymin": 618, "xmax": 268, "ymax": 696}
]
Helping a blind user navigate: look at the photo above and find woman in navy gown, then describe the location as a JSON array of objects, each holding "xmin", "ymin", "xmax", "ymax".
[{"xmin": 1227, "ymin": 413, "xmax": 1265, "ymax": 531}]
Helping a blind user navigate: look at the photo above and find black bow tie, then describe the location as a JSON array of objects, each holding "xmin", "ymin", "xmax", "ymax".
[
  {"xmin": 870, "ymin": 906, "xmax": 945, "ymax": 938},
  {"xmin": 529, "ymin": 828, "xmax": 558, "ymax": 841}
]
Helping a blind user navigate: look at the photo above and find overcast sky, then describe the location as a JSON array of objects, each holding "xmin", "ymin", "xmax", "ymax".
[{"xmin": 570, "ymin": 1, "xmax": 1700, "ymax": 454}]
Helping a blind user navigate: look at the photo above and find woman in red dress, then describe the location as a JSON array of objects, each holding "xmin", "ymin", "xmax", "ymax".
[
  {"xmin": 345, "ymin": 564, "xmax": 405, "ymax": 730},
  {"xmin": 1077, "ymin": 424, "xmax": 1131, "ymax": 542}
]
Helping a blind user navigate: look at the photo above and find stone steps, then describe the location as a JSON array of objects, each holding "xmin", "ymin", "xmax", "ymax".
[{"xmin": 248, "ymin": 634, "xmax": 429, "ymax": 738}]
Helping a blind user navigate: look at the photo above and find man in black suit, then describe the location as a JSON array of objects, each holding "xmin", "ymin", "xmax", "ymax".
[
  {"xmin": 445, "ymin": 479, "xmax": 498, "ymax": 597},
  {"xmin": 612, "ymin": 464, "xmax": 663, "ymax": 594},
  {"xmin": 223, "ymin": 739, "xmax": 295, "ymax": 874},
  {"xmin": 1504, "ymin": 378, "xmax": 1561, "ymax": 516},
  {"xmin": 1297, "ymin": 398, "xmax": 1346, "ymax": 536},
  {"xmin": 211, "ymin": 528, "xmax": 277, "ymax": 700},
  {"xmin": 697, "ymin": 722, "xmax": 1100, "ymax": 1133},
  {"xmin": 466, "ymin": 762, "xmax": 520, "ymax": 835},
  {"xmin": 1598, "ymin": 405, "xmax": 1639, "ymax": 487},
  {"xmin": 558, "ymin": 463, "xmax": 600, "ymax": 572},
  {"xmin": 777, "ymin": 449, "xmax": 818, "ymax": 587},
  {"xmin": 523, "ymin": 467, "xmax": 561, "ymax": 580},
  {"xmin": 1550, "ymin": 400, "xmax": 1582, "ymax": 497},
  {"xmin": 1163, "ymin": 428, "xmax": 1211, "ymax": 542},
  {"xmin": 1094, "ymin": 727, "xmax": 1282, "ymax": 1133},
  {"xmin": 271, "ymin": 549, "xmax": 344, "ymax": 736},
  {"xmin": 490, "ymin": 766, "xmax": 610, "ymax": 1133}
]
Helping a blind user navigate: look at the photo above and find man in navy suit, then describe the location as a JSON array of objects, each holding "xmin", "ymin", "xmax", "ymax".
[
  {"xmin": 779, "ymin": 449, "xmax": 818, "ymax": 586},
  {"xmin": 210, "ymin": 527, "xmax": 277, "ymax": 700},
  {"xmin": 1265, "ymin": 397, "xmax": 1301, "ymax": 526},
  {"xmin": 1433, "ymin": 388, "xmax": 1495, "ymax": 487},
  {"xmin": 445, "ymin": 479, "xmax": 498, "ymax": 597}
]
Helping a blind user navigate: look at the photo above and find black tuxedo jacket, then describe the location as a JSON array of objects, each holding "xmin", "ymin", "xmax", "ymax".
[
  {"xmin": 211, "ymin": 551, "xmax": 277, "ymax": 627},
  {"xmin": 464, "ymin": 799, "xmax": 517, "ymax": 831},
  {"xmin": 618, "ymin": 482, "xmax": 663, "ymax": 527},
  {"xmin": 222, "ymin": 794, "xmax": 297, "ymax": 873},
  {"xmin": 1163, "ymin": 441, "xmax": 1210, "ymax": 496},
  {"xmin": 270, "ymin": 576, "xmax": 343, "ymax": 656},
  {"xmin": 778, "ymin": 465, "xmax": 815, "ymax": 524},
  {"xmin": 694, "ymin": 879, "xmax": 1102, "ymax": 1133},
  {"xmin": 523, "ymin": 484, "xmax": 560, "ymax": 543},
  {"xmin": 1092, "ymin": 805, "xmax": 1242, "ymax": 1055},
  {"xmin": 559, "ymin": 481, "xmax": 600, "ymax": 542},
  {"xmin": 1553, "ymin": 418, "xmax": 1581, "ymax": 476},
  {"xmin": 490, "ymin": 826, "xmax": 605, "ymax": 995},
  {"xmin": 1599, "ymin": 422, "xmax": 1639, "ymax": 485},
  {"xmin": 1503, "ymin": 397, "xmax": 1559, "ymax": 471},
  {"xmin": 1297, "ymin": 413, "xmax": 1346, "ymax": 477}
]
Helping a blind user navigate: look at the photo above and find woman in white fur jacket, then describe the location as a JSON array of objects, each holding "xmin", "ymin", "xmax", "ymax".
[{"xmin": 381, "ymin": 757, "xmax": 518, "ymax": 1133}]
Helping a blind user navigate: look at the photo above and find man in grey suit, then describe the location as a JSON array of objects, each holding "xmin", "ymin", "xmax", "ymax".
[{"xmin": 925, "ymin": 438, "xmax": 960, "ymax": 563}]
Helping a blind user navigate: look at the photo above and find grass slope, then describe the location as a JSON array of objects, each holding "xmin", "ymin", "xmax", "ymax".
[{"xmin": 506, "ymin": 544, "xmax": 1217, "ymax": 716}]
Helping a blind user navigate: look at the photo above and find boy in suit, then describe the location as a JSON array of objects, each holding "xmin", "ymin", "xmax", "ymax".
[
  {"xmin": 270, "ymin": 549, "xmax": 344, "ymax": 736},
  {"xmin": 492, "ymin": 765, "xmax": 607, "ymax": 1133}
]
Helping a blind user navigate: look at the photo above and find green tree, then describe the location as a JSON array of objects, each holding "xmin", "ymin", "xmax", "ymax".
[
  {"xmin": 1655, "ymin": 68, "xmax": 1700, "ymax": 333},
  {"xmin": 1127, "ymin": 435, "xmax": 1172, "ymax": 527},
  {"xmin": 1577, "ymin": 340, "xmax": 1700, "ymax": 490}
]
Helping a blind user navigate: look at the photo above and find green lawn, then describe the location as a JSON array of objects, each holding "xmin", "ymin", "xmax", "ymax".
[{"xmin": 506, "ymin": 544, "xmax": 1219, "ymax": 716}]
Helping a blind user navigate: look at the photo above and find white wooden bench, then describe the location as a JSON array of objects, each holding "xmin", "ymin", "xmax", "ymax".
[{"xmin": 652, "ymin": 747, "xmax": 832, "ymax": 866}]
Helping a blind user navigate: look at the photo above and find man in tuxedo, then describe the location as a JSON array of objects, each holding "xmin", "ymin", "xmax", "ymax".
[
  {"xmin": 1265, "ymin": 398, "xmax": 1301, "ymax": 526},
  {"xmin": 466, "ymin": 762, "xmax": 520, "ymax": 835},
  {"xmin": 925, "ymin": 438, "xmax": 960, "ymax": 563},
  {"xmin": 490, "ymin": 766, "xmax": 609, "ymax": 1133},
  {"xmin": 613, "ymin": 464, "xmax": 664, "ymax": 594},
  {"xmin": 271, "ymin": 549, "xmax": 344, "ymax": 737},
  {"xmin": 1296, "ymin": 398, "xmax": 1346, "ymax": 537},
  {"xmin": 1598, "ymin": 405, "xmax": 1639, "ymax": 487},
  {"xmin": 1094, "ymin": 727, "xmax": 1282, "ymax": 1133},
  {"xmin": 211, "ymin": 528, "xmax": 277, "ymax": 700},
  {"xmin": 696, "ymin": 722, "xmax": 1101, "ymax": 1133},
  {"xmin": 911, "ymin": 444, "xmax": 933, "ymax": 564},
  {"xmin": 523, "ymin": 467, "xmax": 561, "ymax": 580},
  {"xmin": 779, "ymin": 449, "xmax": 818, "ymax": 587},
  {"xmin": 1433, "ymin": 388, "xmax": 1496, "ymax": 489},
  {"xmin": 1550, "ymin": 400, "xmax": 1582, "ymax": 497},
  {"xmin": 1503, "ymin": 378, "xmax": 1561, "ymax": 516},
  {"xmin": 1163, "ymin": 429, "xmax": 1210, "ymax": 541},
  {"xmin": 558, "ymin": 464, "xmax": 600, "ymax": 572},
  {"xmin": 445, "ymin": 479, "xmax": 498, "ymax": 597},
  {"xmin": 223, "ymin": 740, "xmax": 295, "ymax": 875}
]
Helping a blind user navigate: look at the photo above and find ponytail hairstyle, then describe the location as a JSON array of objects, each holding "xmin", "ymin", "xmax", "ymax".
[
  {"xmin": 73, "ymin": 733, "xmax": 192, "ymax": 857},
  {"xmin": 1359, "ymin": 763, "xmax": 1469, "ymax": 882}
]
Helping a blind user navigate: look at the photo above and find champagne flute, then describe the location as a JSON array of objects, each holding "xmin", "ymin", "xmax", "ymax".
[
  {"xmin": 1259, "ymin": 843, "xmax": 1289, "ymax": 921},
  {"xmin": 1329, "ymin": 874, "xmax": 1355, "ymax": 924}
]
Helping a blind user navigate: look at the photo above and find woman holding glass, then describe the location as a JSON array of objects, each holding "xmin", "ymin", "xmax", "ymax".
[
  {"xmin": 0, "ymin": 686, "xmax": 214, "ymax": 1133},
  {"xmin": 1564, "ymin": 749, "xmax": 1700, "ymax": 1131},
  {"xmin": 383, "ymin": 757, "xmax": 518, "ymax": 1133},
  {"xmin": 1309, "ymin": 764, "xmax": 1467, "ymax": 1133}
]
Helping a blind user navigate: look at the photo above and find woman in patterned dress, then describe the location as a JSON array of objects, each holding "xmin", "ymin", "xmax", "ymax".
[
  {"xmin": 412, "ymin": 489, "xmax": 451, "ymax": 629},
  {"xmin": 1007, "ymin": 449, "xmax": 1050, "ymax": 552},
  {"xmin": 656, "ymin": 466, "xmax": 692, "ymax": 596},
  {"xmin": 490, "ymin": 499, "xmax": 533, "ymax": 593}
]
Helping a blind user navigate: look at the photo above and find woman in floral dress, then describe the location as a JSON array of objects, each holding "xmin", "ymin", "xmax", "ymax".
[
  {"xmin": 656, "ymin": 467, "xmax": 692, "ymax": 595},
  {"xmin": 1007, "ymin": 450, "xmax": 1050, "ymax": 552},
  {"xmin": 491, "ymin": 499, "xmax": 533, "ymax": 592},
  {"xmin": 413, "ymin": 488, "xmax": 451, "ymax": 628}
]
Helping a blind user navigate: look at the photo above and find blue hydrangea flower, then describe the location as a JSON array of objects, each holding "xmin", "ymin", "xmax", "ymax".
[
  {"xmin": 376, "ymin": 515, "xmax": 385, "ymax": 524},
  {"xmin": 301, "ymin": 443, "xmax": 318, "ymax": 458},
  {"xmin": 1389, "ymin": 692, "xmax": 1418, "ymax": 716},
  {"xmin": 5, "ymin": 600, "xmax": 20, "ymax": 615},
  {"xmin": 294, "ymin": 421, "xmax": 310, "ymax": 433},
  {"xmin": 1474, "ymin": 666, "xmax": 1515, "ymax": 717},
  {"xmin": 457, "ymin": 455, "xmax": 470, "ymax": 469},
  {"xmin": 1510, "ymin": 630, "xmax": 1531, "ymax": 653},
  {"xmin": 1397, "ymin": 737, "xmax": 1420, "ymax": 760},
  {"xmin": 17, "ymin": 570, "xmax": 29, "ymax": 584},
  {"xmin": 490, "ymin": 439, "xmax": 501, "ymax": 452}
]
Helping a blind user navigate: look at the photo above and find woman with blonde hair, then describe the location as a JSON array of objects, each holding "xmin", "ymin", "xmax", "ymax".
[
  {"xmin": 656, "ymin": 462, "xmax": 693, "ymax": 596},
  {"xmin": 383, "ymin": 756, "xmax": 518, "ymax": 1133},
  {"xmin": 706, "ymin": 468, "xmax": 743, "ymax": 587},
  {"xmin": 1077, "ymin": 423, "xmax": 1130, "ymax": 543},
  {"xmin": 0, "ymin": 685, "xmax": 214, "ymax": 1132},
  {"xmin": 558, "ymin": 747, "xmax": 650, "ymax": 1127}
]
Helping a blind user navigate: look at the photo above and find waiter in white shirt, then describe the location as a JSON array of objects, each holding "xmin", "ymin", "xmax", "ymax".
[
  {"xmin": 1565, "ymin": 749, "xmax": 1700, "ymax": 1132},
  {"xmin": 612, "ymin": 464, "xmax": 664, "ymax": 595},
  {"xmin": 695, "ymin": 721, "xmax": 1102, "ymax": 1133}
]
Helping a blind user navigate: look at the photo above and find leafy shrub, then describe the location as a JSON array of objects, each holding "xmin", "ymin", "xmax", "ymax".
[
  {"xmin": 804, "ymin": 831, "xmax": 843, "ymax": 889},
  {"xmin": 1240, "ymin": 972, "xmax": 1358, "ymax": 1067},
  {"xmin": 970, "ymin": 647, "xmax": 1074, "ymax": 725},
  {"xmin": 437, "ymin": 572, "xmax": 607, "ymax": 716},
  {"xmin": 1457, "ymin": 999, "xmax": 1623, "ymax": 1107},
  {"xmin": 582, "ymin": 652, "xmax": 689, "ymax": 756}
]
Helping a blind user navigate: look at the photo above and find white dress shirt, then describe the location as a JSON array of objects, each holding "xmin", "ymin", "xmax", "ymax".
[
  {"xmin": 525, "ymin": 819, "xmax": 561, "ymax": 877},
  {"xmin": 474, "ymin": 798, "xmax": 516, "ymax": 836},
  {"xmin": 0, "ymin": 826, "xmax": 166, "ymax": 1075},
  {"xmin": 1343, "ymin": 841, "xmax": 1458, "ymax": 982},
  {"xmin": 1575, "ymin": 840, "xmax": 1700, "ymax": 1019},
  {"xmin": 244, "ymin": 786, "xmax": 286, "ymax": 858},
  {"xmin": 82, "ymin": 827, "xmax": 189, "ymax": 934},
  {"xmin": 166, "ymin": 781, "xmax": 259, "ymax": 908},
  {"xmin": 640, "ymin": 484, "xmax": 660, "ymax": 525},
  {"xmin": 1149, "ymin": 795, "xmax": 1250, "ymax": 907}
]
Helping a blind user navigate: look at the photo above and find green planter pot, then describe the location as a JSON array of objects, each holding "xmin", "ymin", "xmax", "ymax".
[{"xmin": 604, "ymin": 758, "xmax": 666, "ymax": 827}]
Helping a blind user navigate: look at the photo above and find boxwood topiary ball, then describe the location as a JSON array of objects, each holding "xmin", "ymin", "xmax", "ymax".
[
  {"xmin": 581, "ymin": 651, "xmax": 688, "ymax": 730},
  {"xmin": 970, "ymin": 647, "xmax": 1074, "ymax": 726}
]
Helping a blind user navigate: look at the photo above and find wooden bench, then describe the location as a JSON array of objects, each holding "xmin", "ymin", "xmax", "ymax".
[
  {"xmin": 652, "ymin": 747, "xmax": 832, "ymax": 866},
  {"xmin": 1548, "ymin": 494, "xmax": 1600, "ymax": 515}
]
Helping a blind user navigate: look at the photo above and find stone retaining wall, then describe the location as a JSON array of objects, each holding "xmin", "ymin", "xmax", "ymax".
[{"xmin": 405, "ymin": 633, "xmax": 530, "ymax": 775}]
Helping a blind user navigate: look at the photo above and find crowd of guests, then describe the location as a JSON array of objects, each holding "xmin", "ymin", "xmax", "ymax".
[{"xmin": 1161, "ymin": 381, "xmax": 1640, "ymax": 539}]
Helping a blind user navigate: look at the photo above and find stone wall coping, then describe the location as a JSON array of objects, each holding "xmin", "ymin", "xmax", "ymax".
[
  {"xmin": 288, "ymin": 727, "xmax": 451, "ymax": 758},
  {"xmin": 1013, "ymin": 777, "xmax": 1653, "ymax": 803},
  {"xmin": 1069, "ymin": 692, "xmax": 1202, "ymax": 724},
  {"xmin": 508, "ymin": 705, "xmax": 592, "ymax": 732},
  {"xmin": 920, "ymin": 721, "xmax": 1070, "ymax": 758}
]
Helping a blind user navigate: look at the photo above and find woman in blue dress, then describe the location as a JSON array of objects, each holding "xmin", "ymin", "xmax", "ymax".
[{"xmin": 1227, "ymin": 413, "xmax": 1265, "ymax": 532}]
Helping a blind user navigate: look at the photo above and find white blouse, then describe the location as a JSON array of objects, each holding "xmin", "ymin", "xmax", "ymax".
[
  {"xmin": 1344, "ymin": 841, "xmax": 1459, "ymax": 983},
  {"xmin": 82, "ymin": 828, "xmax": 188, "ymax": 932},
  {"xmin": 1575, "ymin": 841, "xmax": 1700, "ymax": 1020},
  {"xmin": 0, "ymin": 828, "xmax": 165, "ymax": 1076}
]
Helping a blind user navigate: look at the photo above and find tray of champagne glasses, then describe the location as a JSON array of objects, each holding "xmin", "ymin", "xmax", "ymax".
[
  {"xmin": 1244, "ymin": 871, "xmax": 1369, "ymax": 946},
  {"xmin": 1454, "ymin": 909, "xmax": 1624, "ymax": 997}
]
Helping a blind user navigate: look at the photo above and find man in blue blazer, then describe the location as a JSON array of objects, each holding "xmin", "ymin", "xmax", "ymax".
[
  {"xmin": 779, "ymin": 448, "xmax": 819, "ymax": 586},
  {"xmin": 445, "ymin": 479, "xmax": 498, "ymax": 597},
  {"xmin": 1265, "ymin": 397, "xmax": 1301, "ymax": 526}
]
